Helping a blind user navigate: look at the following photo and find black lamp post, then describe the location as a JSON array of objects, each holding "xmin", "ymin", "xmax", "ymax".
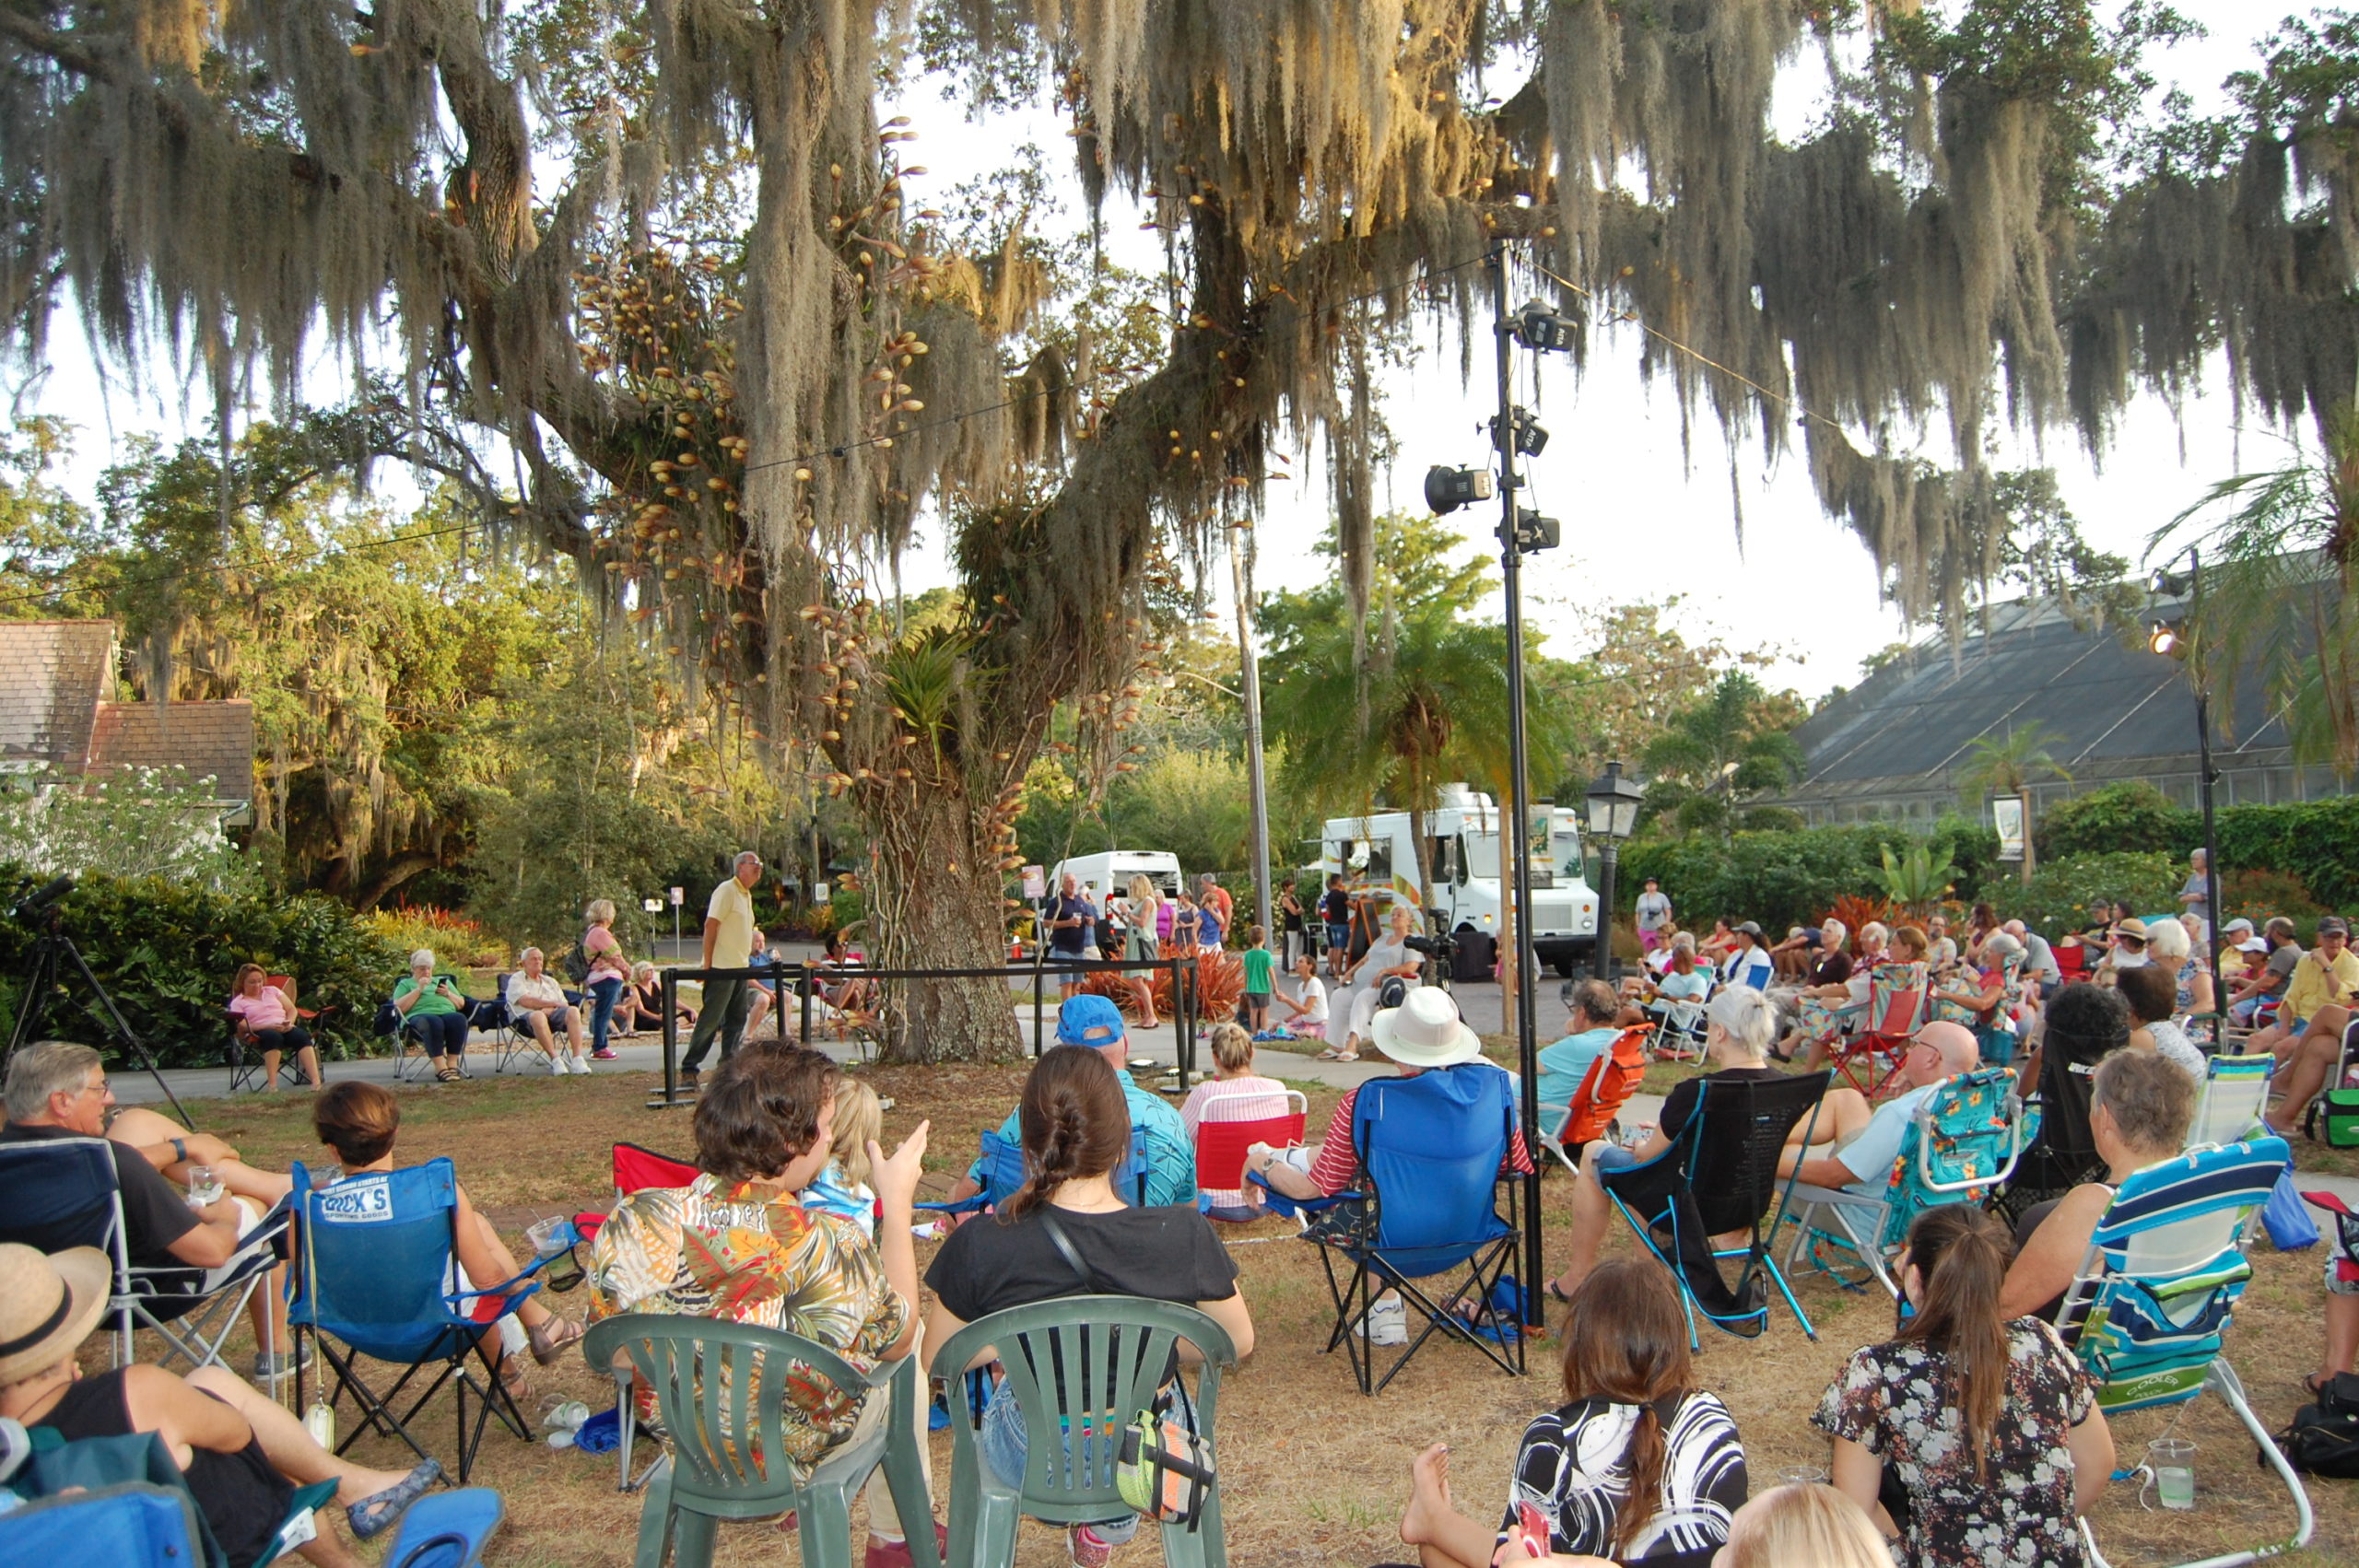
[
  {"xmin": 2149, "ymin": 550, "xmax": 2224, "ymax": 988},
  {"xmin": 1585, "ymin": 761, "xmax": 1646, "ymax": 980}
]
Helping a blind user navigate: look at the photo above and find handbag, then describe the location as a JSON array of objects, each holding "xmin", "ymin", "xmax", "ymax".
[
  {"xmin": 1036, "ymin": 1211, "xmax": 1219, "ymax": 1528},
  {"xmin": 2310, "ymin": 1087, "xmax": 2359, "ymax": 1149},
  {"xmin": 2261, "ymin": 1167, "xmax": 2320, "ymax": 1251},
  {"xmin": 2277, "ymin": 1372, "xmax": 2359, "ymax": 1478}
]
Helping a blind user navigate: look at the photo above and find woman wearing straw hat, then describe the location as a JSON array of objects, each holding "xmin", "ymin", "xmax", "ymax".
[{"xmin": 0, "ymin": 1243, "xmax": 439, "ymax": 1566}]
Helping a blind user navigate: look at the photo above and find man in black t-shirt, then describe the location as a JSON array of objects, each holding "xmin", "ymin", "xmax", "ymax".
[
  {"xmin": 1047, "ymin": 872, "xmax": 1098, "ymax": 1000},
  {"xmin": 2, "ymin": 1041, "xmax": 293, "ymax": 1372}
]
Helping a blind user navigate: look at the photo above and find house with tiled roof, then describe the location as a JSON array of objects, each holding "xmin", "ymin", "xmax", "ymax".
[{"xmin": 0, "ymin": 621, "xmax": 254, "ymax": 822}]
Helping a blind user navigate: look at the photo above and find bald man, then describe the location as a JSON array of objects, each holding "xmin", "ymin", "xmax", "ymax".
[{"xmin": 1779, "ymin": 1021, "xmax": 1984, "ymax": 1197}]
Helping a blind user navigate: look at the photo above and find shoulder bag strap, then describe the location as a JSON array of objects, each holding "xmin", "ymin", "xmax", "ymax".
[{"xmin": 1036, "ymin": 1209, "xmax": 1109, "ymax": 1293}]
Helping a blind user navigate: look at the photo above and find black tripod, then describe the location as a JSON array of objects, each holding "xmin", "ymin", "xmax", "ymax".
[{"xmin": 5, "ymin": 876, "xmax": 191, "ymax": 1126}]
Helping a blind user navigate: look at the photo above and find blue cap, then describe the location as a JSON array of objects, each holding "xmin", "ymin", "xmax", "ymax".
[{"xmin": 1056, "ymin": 993, "xmax": 1127, "ymax": 1047}]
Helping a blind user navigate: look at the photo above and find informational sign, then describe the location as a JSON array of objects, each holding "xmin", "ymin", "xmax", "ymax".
[
  {"xmin": 1529, "ymin": 811, "xmax": 1556, "ymax": 886},
  {"xmin": 1993, "ymin": 796, "xmax": 2025, "ymax": 861},
  {"xmin": 668, "ymin": 885, "xmax": 685, "ymax": 906},
  {"xmin": 812, "ymin": 882, "xmax": 831, "ymax": 904},
  {"xmin": 1021, "ymin": 864, "xmax": 1046, "ymax": 900}
]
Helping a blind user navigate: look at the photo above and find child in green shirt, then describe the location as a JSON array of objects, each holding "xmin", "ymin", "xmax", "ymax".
[{"xmin": 1241, "ymin": 924, "xmax": 1275, "ymax": 1033}]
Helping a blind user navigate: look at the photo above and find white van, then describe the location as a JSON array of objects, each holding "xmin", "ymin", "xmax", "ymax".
[
  {"xmin": 1320, "ymin": 785, "xmax": 1599, "ymax": 975},
  {"xmin": 1047, "ymin": 850, "xmax": 1185, "ymax": 909}
]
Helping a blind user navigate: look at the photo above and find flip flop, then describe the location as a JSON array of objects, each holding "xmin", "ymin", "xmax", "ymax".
[
  {"xmin": 347, "ymin": 1457, "xmax": 441, "ymax": 1540},
  {"xmin": 1544, "ymin": 1281, "xmax": 1576, "ymax": 1308}
]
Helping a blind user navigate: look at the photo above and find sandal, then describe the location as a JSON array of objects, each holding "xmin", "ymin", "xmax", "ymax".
[
  {"xmin": 346, "ymin": 1457, "xmax": 441, "ymax": 1539},
  {"xmin": 434, "ymin": 1063, "xmax": 462, "ymax": 1083},
  {"xmin": 496, "ymin": 1351, "xmax": 531, "ymax": 1406},
  {"xmin": 1544, "ymin": 1281, "xmax": 1576, "ymax": 1308},
  {"xmin": 529, "ymin": 1315, "xmax": 585, "ymax": 1366}
]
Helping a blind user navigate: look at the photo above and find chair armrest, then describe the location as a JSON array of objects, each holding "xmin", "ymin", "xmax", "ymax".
[{"xmin": 1247, "ymin": 1168, "xmax": 1356, "ymax": 1220}]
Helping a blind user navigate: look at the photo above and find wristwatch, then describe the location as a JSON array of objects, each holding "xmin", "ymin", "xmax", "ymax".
[{"xmin": 170, "ymin": 1137, "xmax": 187, "ymax": 1164}]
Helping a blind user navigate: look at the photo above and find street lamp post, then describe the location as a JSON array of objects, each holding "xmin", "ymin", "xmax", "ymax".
[
  {"xmin": 1227, "ymin": 521, "xmax": 1273, "ymax": 942},
  {"xmin": 1584, "ymin": 761, "xmax": 1646, "ymax": 980},
  {"xmin": 2149, "ymin": 550, "xmax": 2224, "ymax": 987}
]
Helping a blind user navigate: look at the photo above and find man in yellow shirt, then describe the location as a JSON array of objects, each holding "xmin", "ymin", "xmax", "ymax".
[
  {"xmin": 2259, "ymin": 917, "xmax": 2359, "ymax": 1136},
  {"xmin": 680, "ymin": 850, "xmax": 763, "ymax": 1085}
]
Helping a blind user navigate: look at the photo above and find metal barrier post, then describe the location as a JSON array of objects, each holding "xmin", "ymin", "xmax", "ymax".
[
  {"xmin": 1032, "ymin": 968, "xmax": 1044, "ymax": 1058},
  {"xmin": 798, "ymin": 963, "xmax": 814, "ymax": 1045},
  {"xmin": 650, "ymin": 968, "xmax": 687, "ymax": 1109}
]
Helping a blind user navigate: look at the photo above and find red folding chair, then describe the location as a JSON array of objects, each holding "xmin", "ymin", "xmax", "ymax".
[
  {"xmin": 571, "ymin": 1141, "xmax": 698, "ymax": 1243},
  {"xmin": 1831, "ymin": 964, "xmax": 1928, "ymax": 1101},
  {"xmin": 1539, "ymin": 1025, "xmax": 1651, "ymax": 1174},
  {"xmin": 1193, "ymin": 1092, "xmax": 1308, "ymax": 1219}
]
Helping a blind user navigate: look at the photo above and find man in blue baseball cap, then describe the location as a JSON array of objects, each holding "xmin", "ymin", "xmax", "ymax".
[{"xmin": 937, "ymin": 994, "xmax": 1198, "ymax": 1213}]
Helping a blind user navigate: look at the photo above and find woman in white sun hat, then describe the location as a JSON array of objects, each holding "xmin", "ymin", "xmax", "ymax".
[{"xmin": 0, "ymin": 1243, "xmax": 439, "ymax": 1565}]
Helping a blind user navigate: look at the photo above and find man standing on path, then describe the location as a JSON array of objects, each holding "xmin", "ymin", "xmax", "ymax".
[
  {"xmin": 1635, "ymin": 877, "xmax": 1673, "ymax": 954},
  {"xmin": 1049, "ymin": 872, "xmax": 1097, "ymax": 1000},
  {"xmin": 680, "ymin": 850, "xmax": 761, "ymax": 1085}
]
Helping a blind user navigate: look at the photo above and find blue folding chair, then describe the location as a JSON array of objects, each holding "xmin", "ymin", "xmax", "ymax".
[
  {"xmin": 0, "ymin": 1135, "xmax": 288, "ymax": 1375},
  {"xmin": 919, "ymin": 1126, "xmax": 1151, "ymax": 1220},
  {"xmin": 1781, "ymin": 1066, "xmax": 2025, "ymax": 1299},
  {"xmin": 377, "ymin": 1486, "xmax": 506, "ymax": 1568},
  {"xmin": 1262, "ymin": 1065, "xmax": 1525, "ymax": 1395},
  {"xmin": 2058, "ymin": 1137, "xmax": 2312, "ymax": 1568},
  {"xmin": 1595, "ymin": 1071, "xmax": 1828, "ymax": 1348},
  {"xmin": 288, "ymin": 1158, "xmax": 544, "ymax": 1481},
  {"xmin": 0, "ymin": 1483, "xmax": 208, "ymax": 1565},
  {"xmin": 2187, "ymin": 1053, "xmax": 2271, "ymax": 1150}
]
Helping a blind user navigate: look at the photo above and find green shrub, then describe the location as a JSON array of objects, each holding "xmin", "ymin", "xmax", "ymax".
[
  {"xmin": 0, "ymin": 867, "xmax": 407, "ymax": 1068},
  {"xmin": 361, "ymin": 906, "xmax": 509, "ymax": 969},
  {"xmin": 2037, "ymin": 782, "xmax": 2198, "ymax": 860},
  {"xmin": 1997, "ymin": 851, "xmax": 2178, "ymax": 936},
  {"xmin": 2217, "ymin": 868, "xmax": 2329, "ymax": 938},
  {"xmin": 2215, "ymin": 797, "xmax": 2359, "ymax": 909}
]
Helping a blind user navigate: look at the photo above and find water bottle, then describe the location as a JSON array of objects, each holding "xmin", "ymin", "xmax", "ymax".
[{"xmin": 303, "ymin": 1402, "xmax": 335, "ymax": 1451}]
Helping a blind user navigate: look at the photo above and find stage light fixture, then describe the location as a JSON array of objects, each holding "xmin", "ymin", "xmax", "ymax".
[{"xmin": 1424, "ymin": 464, "xmax": 1495, "ymax": 516}]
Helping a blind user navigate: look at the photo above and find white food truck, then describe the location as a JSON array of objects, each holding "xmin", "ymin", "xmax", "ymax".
[
  {"xmin": 1046, "ymin": 850, "xmax": 1186, "ymax": 907},
  {"xmin": 1319, "ymin": 785, "xmax": 1599, "ymax": 975}
]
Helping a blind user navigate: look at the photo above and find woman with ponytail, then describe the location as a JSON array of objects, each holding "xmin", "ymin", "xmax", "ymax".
[
  {"xmin": 1391, "ymin": 1258, "xmax": 1746, "ymax": 1568},
  {"xmin": 1815, "ymin": 1205, "xmax": 2114, "ymax": 1566},
  {"xmin": 924, "ymin": 1046, "xmax": 1253, "ymax": 1568}
]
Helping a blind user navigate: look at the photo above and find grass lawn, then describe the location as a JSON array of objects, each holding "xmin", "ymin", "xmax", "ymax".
[{"xmin": 135, "ymin": 1059, "xmax": 2355, "ymax": 1565}]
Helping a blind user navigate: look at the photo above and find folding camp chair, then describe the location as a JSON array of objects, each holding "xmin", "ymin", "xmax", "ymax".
[
  {"xmin": 1262, "ymin": 1066, "xmax": 1525, "ymax": 1395},
  {"xmin": 1989, "ymin": 1009, "xmax": 2111, "ymax": 1225},
  {"xmin": 1643, "ymin": 981, "xmax": 1714, "ymax": 1062},
  {"xmin": 1191, "ymin": 1090, "xmax": 1307, "ymax": 1216},
  {"xmin": 3, "ymin": 1427, "xmax": 338, "ymax": 1568},
  {"xmin": 0, "ymin": 1135, "xmax": 288, "ymax": 1375},
  {"xmin": 2058, "ymin": 1137, "xmax": 2312, "ymax": 1568},
  {"xmin": 226, "ymin": 974, "xmax": 328, "ymax": 1093},
  {"xmin": 386, "ymin": 974, "xmax": 476, "ymax": 1082},
  {"xmin": 377, "ymin": 1487, "xmax": 505, "ymax": 1568},
  {"xmin": 1780, "ymin": 1066, "xmax": 2025, "ymax": 1298},
  {"xmin": 917, "ymin": 1125, "xmax": 1152, "ymax": 1222},
  {"xmin": 585, "ymin": 1315, "xmax": 940, "ymax": 1568},
  {"xmin": 1829, "ymin": 962, "xmax": 1927, "ymax": 1100},
  {"xmin": 570, "ymin": 1141, "xmax": 700, "ymax": 1492},
  {"xmin": 932, "ymin": 1296, "xmax": 1233, "ymax": 1568},
  {"xmin": 288, "ymin": 1158, "xmax": 544, "ymax": 1482},
  {"xmin": 2189, "ymin": 1053, "xmax": 2271, "ymax": 1150},
  {"xmin": 475, "ymin": 975, "xmax": 531, "ymax": 1074},
  {"xmin": 1596, "ymin": 1071, "xmax": 1829, "ymax": 1347},
  {"xmin": 1536, "ymin": 1024, "xmax": 1650, "ymax": 1176}
]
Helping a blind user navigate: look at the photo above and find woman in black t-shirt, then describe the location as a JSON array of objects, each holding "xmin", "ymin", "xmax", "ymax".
[{"xmin": 925, "ymin": 1047, "xmax": 1253, "ymax": 1566}]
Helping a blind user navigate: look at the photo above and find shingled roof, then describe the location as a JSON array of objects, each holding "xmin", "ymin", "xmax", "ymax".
[
  {"xmin": 87, "ymin": 699, "xmax": 255, "ymax": 804},
  {"xmin": 1770, "ymin": 591, "xmax": 2343, "ymax": 825},
  {"xmin": 0, "ymin": 621, "xmax": 114, "ymax": 772}
]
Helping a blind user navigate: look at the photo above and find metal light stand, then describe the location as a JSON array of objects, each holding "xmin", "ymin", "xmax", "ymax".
[
  {"xmin": 2189, "ymin": 549, "xmax": 2224, "ymax": 988},
  {"xmin": 6, "ymin": 883, "xmax": 191, "ymax": 1125}
]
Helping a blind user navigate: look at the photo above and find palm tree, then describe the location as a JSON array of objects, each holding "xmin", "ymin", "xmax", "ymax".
[
  {"xmin": 1955, "ymin": 723, "xmax": 2071, "ymax": 883},
  {"xmin": 1639, "ymin": 673, "xmax": 1805, "ymax": 841}
]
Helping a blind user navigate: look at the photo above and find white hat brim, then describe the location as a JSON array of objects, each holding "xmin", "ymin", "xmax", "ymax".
[{"xmin": 1370, "ymin": 1007, "xmax": 1484, "ymax": 1068}]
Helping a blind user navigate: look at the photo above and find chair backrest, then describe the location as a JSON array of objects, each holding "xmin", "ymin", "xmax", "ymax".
[
  {"xmin": 1559, "ymin": 1026, "xmax": 1651, "ymax": 1146},
  {"xmin": 1862, "ymin": 963, "xmax": 1929, "ymax": 1038},
  {"xmin": 1681, "ymin": 1071, "xmax": 1831, "ymax": 1235},
  {"xmin": 929, "ymin": 1295, "xmax": 1233, "ymax": 1524},
  {"xmin": 1191, "ymin": 1092, "xmax": 1307, "ymax": 1193},
  {"xmin": 613, "ymin": 1141, "xmax": 698, "ymax": 1199},
  {"xmin": 1872, "ymin": 1067, "xmax": 2024, "ymax": 1249},
  {"xmin": 2057, "ymin": 1137, "xmax": 2288, "ymax": 1413},
  {"xmin": 2188, "ymin": 1055, "xmax": 2271, "ymax": 1150},
  {"xmin": 974, "ymin": 1125, "xmax": 1153, "ymax": 1209},
  {"xmin": 1351, "ymin": 1065, "xmax": 1516, "ymax": 1255},
  {"xmin": 0, "ymin": 1482, "xmax": 211, "ymax": 1567},
  {"xmin": 581, "ymin": 1313, "xmax": 878, "ymax": 1511},
  {"xmin": 0, "ymin": 1136, "xmax": 125, "ymax": 1263},
  {"xmin": 290, "ymin": 1159, "xmax": 478, "ymax": 1363}
]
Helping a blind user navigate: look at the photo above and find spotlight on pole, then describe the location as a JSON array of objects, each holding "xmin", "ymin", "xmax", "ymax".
[
  {"xmin": 2148, "ymin": 619, "xmax": 2183, "ymax": 658},
  {"xmin": 1424, "ymin": 463, "xmax": 1495, "ymax": 516},
  {"xmin": 1507, "ymin": 506, "xmax": 1560, "ymax": 555},
  {"xmin": 1512, "ymin": 298, "xmax": 1579, "ymax": 353},
  {"xmin": 1490, "ymin": 408, "xmax": 1549, "ymax": 457}
]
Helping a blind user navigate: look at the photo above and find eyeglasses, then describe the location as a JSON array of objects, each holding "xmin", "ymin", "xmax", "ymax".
[{"xmin": 2116, "ymin": 935, "xmax": 2146, "ymax": 947}]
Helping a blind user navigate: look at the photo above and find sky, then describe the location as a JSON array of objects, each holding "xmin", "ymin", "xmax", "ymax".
[{"xmin": 10, "ymin": 1, "xmax": 2285, "ymax": 706}]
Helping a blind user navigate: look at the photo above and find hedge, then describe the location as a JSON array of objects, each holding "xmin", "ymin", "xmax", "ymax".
[
  {"xmin": 1618, "ymin": 819, "xmax": 2001, "ymax": 935},
  {"xmin": 2037, "ymin": 782, "xmax": 2359, "ymax": 909},
  {"xmin": 0, "ymin": 867, "xmax": 408, "ymax": 1071}
]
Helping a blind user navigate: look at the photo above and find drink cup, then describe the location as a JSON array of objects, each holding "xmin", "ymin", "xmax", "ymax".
[
  {"xmin": 1776, "ymin": 1464, "xmax": 1829, "ymax": 1486},
  {"xmin": 184, "ymin": 1165, "xmax": 224, "ymax": 1209},
  {"xmin": 2150, "ymin": 1437, "xmax": 2197, "ymax": 1510},
  {"xmin": 526, "ymin": 1217, "xmax": 570, "ymax": 1257}
]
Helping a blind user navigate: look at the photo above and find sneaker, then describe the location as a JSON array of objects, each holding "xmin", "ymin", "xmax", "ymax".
[
  {"xmin": 569, "ymin": 1055, "xmax": 592, "ymax": 1074},
  {"xmin": 253, "ymin": 1340, "xmax": 315, "ymax": 1381},
  {"xmin": 863, "ymin": 1524, "xmax": 950, "ymax": 1568},
  {"xmin": 1352, "ymin": 1297, "xmax": 1407, "ymax": 1347},
  {"xmin": 592, "ymin": 1048, "xmax": 618, "ymax": 1059},
  {"xmin": 1068, "ymin": 1525, "xmax": 1115, "ymax": 1568},
  {"xmin": 547, "ymin": 1055, "xmax": 570, "ymax": 1075}
]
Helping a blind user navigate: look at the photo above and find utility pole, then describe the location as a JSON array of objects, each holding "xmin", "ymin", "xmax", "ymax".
[{"xmin": 1229, "ymin": 521, "xmax": 1273, "ymax": 941}]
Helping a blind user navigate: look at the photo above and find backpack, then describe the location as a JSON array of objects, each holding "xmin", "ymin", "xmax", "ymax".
[
  {"xmin": 560, "ymin": 941, "xmax": 593, "ymax": 986},
  {"xmin": 2278, "ymin": 1373, "xmax": 2359, "ymax": 1478}
]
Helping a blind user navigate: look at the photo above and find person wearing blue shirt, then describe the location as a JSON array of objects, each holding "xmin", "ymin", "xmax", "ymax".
[
  {"xmin": 1779, "ymin": 1020, "xmax": 1983, "ymax": 1198},
  {"xmin": 1722, "ymin": 922, "xmax": 1776, "ymax": 990},
  {"xmin": 1535, "ymin": 979, "xmax": 1625, "ymax": 1112},
  {"xmin": 949, "ymin": 994, "xmax": 1198, "ymax": 1211}
]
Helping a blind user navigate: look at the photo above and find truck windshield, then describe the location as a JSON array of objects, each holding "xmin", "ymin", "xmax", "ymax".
[{"xmin": 1460, "ymin": 829, "xmax": 1580, "ymax": 882}]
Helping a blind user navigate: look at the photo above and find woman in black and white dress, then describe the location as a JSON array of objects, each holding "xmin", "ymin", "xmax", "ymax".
[{"xmin": 1392, "ymin": 1258, "xmax": 1748, "ymax": 1567}]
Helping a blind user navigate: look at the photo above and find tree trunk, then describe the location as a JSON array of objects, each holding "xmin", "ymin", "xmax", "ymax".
[
  {"xmin": 862, "ymin": 778, "xmax": 1024, "ymax": 1065},
  {"xmin": 1407, "ymin": 798, "xmax": 1436, "ymax": 987},
  {"xmin": 2019, "ymin": 790, "xmax": 2036, "ymax": 887}
]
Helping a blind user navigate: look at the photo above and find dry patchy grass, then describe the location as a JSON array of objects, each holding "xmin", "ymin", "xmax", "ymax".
[{"xmin": 113, "ymin": 1063, "xmax": 2357, "ymax": 1565}]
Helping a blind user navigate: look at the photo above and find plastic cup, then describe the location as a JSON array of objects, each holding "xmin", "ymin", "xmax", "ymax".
[
  {"xmin": 184, "ymin": 1165, "xmax": 223, "ymax": 1210},
  {"xmin": 2150, "ymin": 1437, "xmax": 2197, "ymax": 1510},
  {"xmin": 1776, "ymin": 1464, "xmax": 1828, "ymax": 1487},
  {"xmin": 525, "ymin": 1217, "xmax": 570, "ymax": 1257}
]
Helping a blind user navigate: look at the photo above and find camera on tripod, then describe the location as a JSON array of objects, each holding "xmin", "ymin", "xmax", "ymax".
[{"xmin": 12, "ymin": 874, "xmax": 73, "ymax": 924}]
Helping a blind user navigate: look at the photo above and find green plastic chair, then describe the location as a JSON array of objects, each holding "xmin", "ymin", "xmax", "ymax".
[
  {"xmin": 581, "ymin": 1314, "xmax": 940, "ymax": 1568},
  {"xmin": 929, "ymin": 1295, "xmax": 1236, "ymax": 1568}
]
